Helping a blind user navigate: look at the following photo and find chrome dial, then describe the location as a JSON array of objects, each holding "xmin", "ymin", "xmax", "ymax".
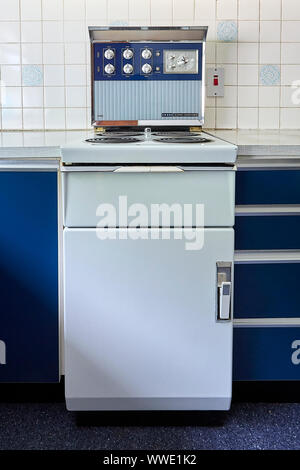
[
  {"xmin": 104, "ymin": 63, "xmax": 115, "ymax": 74},
  {"xmin": 123, "ymin": 63, "xmax": 133, "ymax": 74},
  {"xmin": 123, "ymin": 49, "xmax": 134, "ymax": 59},
  {"xmin": 142, "ymin": 63, "xmax": 152, "ymax": 74},
  {"xmin": 104, "ymin": 49, "xmax": 115, "ymax": 60},
  {"xmin": 142, "ymin": 48, "xmax": 152, "ymax": 59}
]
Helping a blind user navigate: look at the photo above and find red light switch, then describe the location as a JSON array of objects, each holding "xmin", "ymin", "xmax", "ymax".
[{"xmin": 214, "ymin": 74, "xmax": 219, "ymax": 86}]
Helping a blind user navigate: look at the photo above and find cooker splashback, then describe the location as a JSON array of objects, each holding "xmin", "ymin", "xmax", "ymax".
[{"xmin": 89, "ymin": 26, "xmax": 207, "ymax": 127}]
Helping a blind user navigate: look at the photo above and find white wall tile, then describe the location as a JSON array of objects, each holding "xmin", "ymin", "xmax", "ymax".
[
  {"xmin": 44, "ymin": 65, "xmax": 64, "ymax": 86},
  {"xmin": 21, "ymin": 22, "xmax": 42, "ymax": 43},
  {"xmin": 1, "ymin": 87, "xmax": 22, "ymax": 107},
  {"xmin": 280, "ymin": 108, "xmax": 300, "ymax": 129},
  {"xmin": 86, "ymin": 0, "xmax": 108, "ymax": 20},
  {"xmin": 64, "ymin": 22, "xmax": 86, "ymax": 42},
  {"xmin": 64, "ymin": 0, "xmax": 85, "ymax": 21},
  {"xmin": 206, "ymin": 42, "xmax": 216, "ymax": 63},
  {"xmin": 216, "ymin": 43, "xmax": 237, "ymax": 64},
  {"xmin": 21, "ymin": 0, "xmax": 42, "ymax": 21},
  {"xmin": 222, "ymin": 64, "xmax": 238, "ymax": 85},
  {"xmin": 217, "ymin": 0, "xmax": 237, "ymax": 19},
  {"xmin": 282, "ymin": 22, "xmax": 300, "ymax": 42},
  {"xmin": 0, "ymin": 23, "xmax": 20, "ymax": 43},
  {"xmin": 216, "ymin": 86, "xmax": 238, "ymax": 107},
  {"xmin": 260, "ymin": 21, "xmax": 281, "ymax": 42},
  {"xmin": 22, "ymin": 86, "xmax": 44, "ymax": 107},
  {"xmin": 204, "ymin": 108, "xmax": 216, "ymax": 128},
  {"xmin": 238, "ymin": 65, "xmax": 258, "ymax": 85},
  {"xmin": 0, "ymin": 65, "xmax": 22, "ymax": 86},
  {"xmin": 44, "ymin": 86, "xmax": 65, "ymax": 107},
  {"xmin": 282, "ymin": 0, "xmax": 300, "ymax": 21},
  {"xmin": 2, "ymin": 108, "xmax": 22, "ymax": 129},
  {"xmin": 238, "ymin": 21, "xmax": 259, "ymax": 42},
  {"xmin": 281, "ymin": 44, "xmax": 300, "ymax": 64},
  {"xmin": 0, "ymin": 0, "xmax": 20, "ymax": 21},
  {"xmin": 66, "ymin": 86, "xmax": 87, "ymax": 107},
  {"xmin": 281, "ymin": 86, "xmax": 299, "ymax": 107},
  {"xmin": 238, "ymin": 86, "xmax": 258, "ymax": 107},
  {"xmin": 238, "ymin": 108, "xmax": 258, "ymax": 128},
  {"xmin": 0, "ymin": 44, "xmax": 21, "ymax": 64},
  {"xmin": 151, "ymin": 0, "xmax": 173, "ymax": 21},
  {"xmin": 260, "ymin": 43, "xmax": 280, "ymax": 64},
  {"xmin": 173, "ymin": 0, "xmax": 194, "ymax": 21},
  {"xmin": 238, "ymin": 43, "xmax": 258, "ymax": 64},
  {"xmin": 259, "ymin": 86, "xmax": 280, "ymax": 107},
  {"xmin": 260, "ymin": 0, "xmax": 281, "ymax": 20},
  {"xmin": 23, "ymin": 108, "xmax": 43, "ymax": 129},
  {"xmin": 42, "ymin": 0, "xmax": 63, "ymax": 20},
  {"xmin": 65, "ymin": 43, "xmax": 86, "ymax": 64},
  {"xmin": 216, "ymin": 107, "xmax": 237, "ymax": 128},
  {"xmin": 281, "ymin": 65, "xmax": 300, "ymax": 85},
  {"xmin": 44, "ymin": 108, "xmax": 65, "ymax": 129},
  {"xmin": 43, "ymin": 44, "xmax": 64, "ymax": 64},
  {"xmin": 108, "ymin": 0, "xmax": 129, "ymax": 23},
  {"xmin": 22, "ymin": 44, "xmax": 42, "ymax": 64},
  {"xmin": 195, "ymin": 0, "xmax": 216, "ymax": 19},
  {"xmin": 66, "ymin": 107, "xmax": 87, "ymax": 129},
  {"xmin": 43, "ymin": 22, "xmax": 64, "ymax": 43},
  {"xmin": 129, "ymin": 0, "xmax": 150, "ymax": 20},
  {"xmin": 204, "ymin": 21, "xmax": 216, "ymax": 41},
  {"xmin": 238, "ymin": 0, "xmax": 259, "ymax": 20},
  {"xmin": 259, "ymin": 108, "xmax": 279, "ymax": 129},
  {"xmin": 65, "ymin": 65, "xmax": 87, "ymax": 86}
]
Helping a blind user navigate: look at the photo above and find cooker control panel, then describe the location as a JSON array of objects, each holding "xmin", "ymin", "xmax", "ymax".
[{"xmin": 93, "ymin": 42, "xmax": 202, "ymax": 81}]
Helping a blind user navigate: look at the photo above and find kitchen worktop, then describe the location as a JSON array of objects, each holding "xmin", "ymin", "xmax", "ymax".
[{"xmin": 0, "ymin": 130, "xmax": 300, "ymax": 165}]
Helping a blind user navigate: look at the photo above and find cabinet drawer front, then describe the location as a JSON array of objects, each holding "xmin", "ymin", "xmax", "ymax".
[
  {"xmin": 234, "ymin": 264, "xmax": 300, "ymax": 319},
  {"xmin": 236, "ymin": 170, "xmax": 300, "ymax": 205},
  {"xmin": 233, "ymin": 326, "xmax": 300, "ymax": 381},
  {"xmin": 235, "ymin": 216, "xmax": 300, "ymax": 250},
  {"xmin": 63, "ymin": 170, "xmax": 235, "ymax": 228}
]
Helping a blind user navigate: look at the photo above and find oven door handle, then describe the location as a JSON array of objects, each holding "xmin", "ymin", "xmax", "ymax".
[{"xmin": 113, "ymin": 166, "xmax": 184, "ymax": 173}]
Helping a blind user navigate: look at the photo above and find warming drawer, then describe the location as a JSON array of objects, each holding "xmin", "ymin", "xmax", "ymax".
[{"xmin": 62, "ymin": 167, "xmax": 235, "ymax": 228}]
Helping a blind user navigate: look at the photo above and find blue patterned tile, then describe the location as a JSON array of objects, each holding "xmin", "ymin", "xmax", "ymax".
[
  {"xmin": 22, "ymin": 65, "xmax": 43, "ymax": 86},
  {"xmin": 217, "ymin": 21, "xmax": 238, "ymax": 42},
  {"xmin": 260, "ymin": 65, "xmax": 280, "ymax": 86}
]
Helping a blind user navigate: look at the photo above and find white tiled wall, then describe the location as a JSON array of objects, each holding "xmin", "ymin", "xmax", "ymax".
[{"xmin": 0, "ymin": 0, "xmax": 300, "ymax": 130}]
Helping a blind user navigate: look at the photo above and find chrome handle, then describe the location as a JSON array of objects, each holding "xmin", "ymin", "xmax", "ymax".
[
  {"xmin": 113, "ymin": 166, "xmax": 184, "ymax": 173},
  {"xmin": 216, "ymin": 262, "xmax": 232, "ymax": 321}
]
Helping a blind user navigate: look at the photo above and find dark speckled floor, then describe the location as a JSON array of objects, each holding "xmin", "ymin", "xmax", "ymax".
[{"xmin": 0, "ymin": 401, "xmax": 299, "ymax": 450}]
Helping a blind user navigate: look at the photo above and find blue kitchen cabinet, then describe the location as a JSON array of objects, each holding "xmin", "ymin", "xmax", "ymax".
[
  {"xmin": 236, "ymin": 170, "xmax": 300, "ymax": 205},
  {"xmin": 235, "ymin": 215, "xmax": 300, "ymax": 250},
  {"xmin": 233, "ymin": 327, "xmax": 300, "ymax": 381},
  {"xmin": 0, "ymin": 172, "xmax": 59, "ymax": 382},
  {"xmin": 234, "ymin": 263, "xmax": 300, "ymax": 319}
]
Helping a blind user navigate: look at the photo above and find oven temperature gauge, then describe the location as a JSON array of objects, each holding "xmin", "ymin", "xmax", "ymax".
[{"xmin": 163, "ymin": 50, "xmax": 198, "ymax": 74}]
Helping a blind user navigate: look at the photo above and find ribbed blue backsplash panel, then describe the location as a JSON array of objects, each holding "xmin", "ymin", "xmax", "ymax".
[{"xmin": 94, "ymin": 80, "xmax": 202, "ymax": 121}]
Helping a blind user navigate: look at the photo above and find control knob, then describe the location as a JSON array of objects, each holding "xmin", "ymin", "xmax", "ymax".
[
  {"xmin": 104, "ymin": 49, "xmax": 115, "ymax": 60},
  {"xmin": 123, "ymin": 63, "xmax": 133, "ymax": 74},
  {"xmin": 142, "ymin": 48, "xmax": 152, "ymax": 59},
  {"xmin": 123, "ymin": 49, "xmax": 134, "ymax": 59},
  {"xmin": 105, "ymin": 63, "xmax": 115, "ymax": 75},
  {"xmin": 142, "ymin": 63, "xmax": 152, "ymax": 74}
]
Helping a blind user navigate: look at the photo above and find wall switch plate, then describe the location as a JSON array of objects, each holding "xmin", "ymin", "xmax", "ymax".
[{"xmin": 207, "ymin": 67, "xmax": 224, "ymax": 97}]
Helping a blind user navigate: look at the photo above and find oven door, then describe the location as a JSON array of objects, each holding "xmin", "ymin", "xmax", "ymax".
[{"xmin": 64, "ymin": 228, "xmax": 234, "ymax": 411}]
